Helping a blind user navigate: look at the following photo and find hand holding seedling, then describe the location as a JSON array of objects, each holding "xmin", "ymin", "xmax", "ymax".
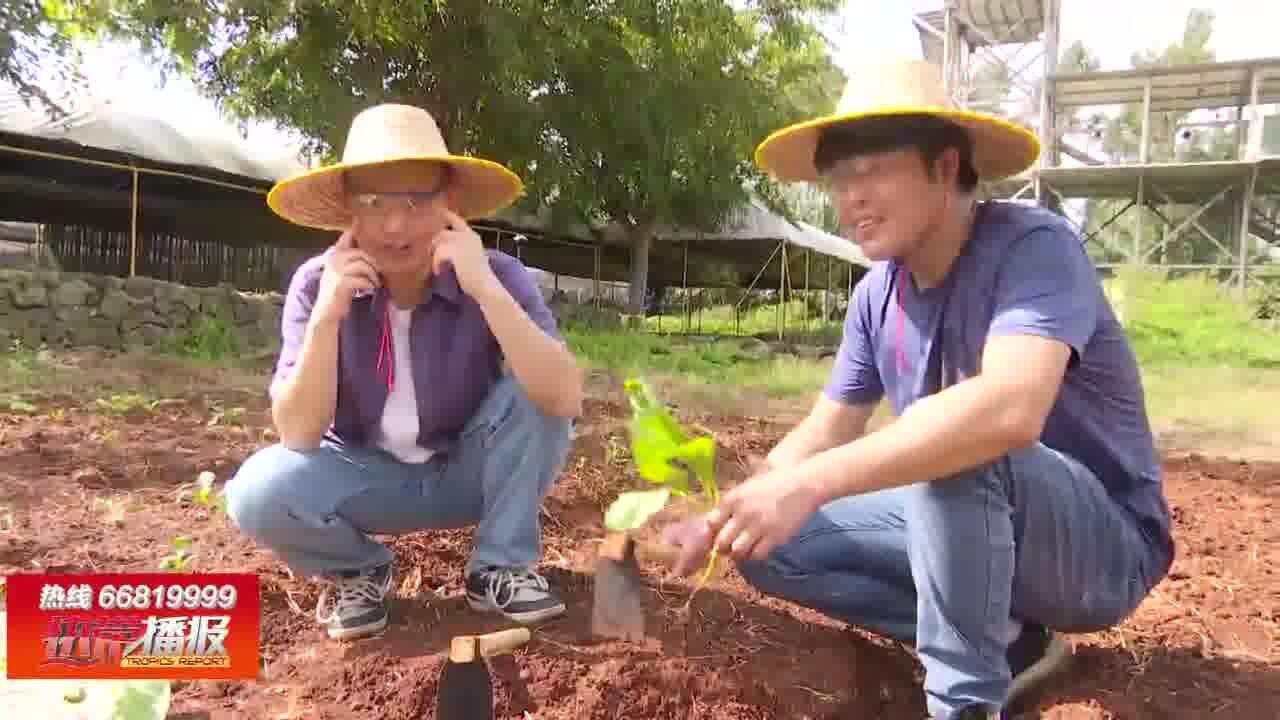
[
  {"xmin": 660, "ymin": 457, "xmax": 821, "ymax": 573},
  {"xmin": 704, "ymin": 466, "xmax": 823, "ymax": 562}
]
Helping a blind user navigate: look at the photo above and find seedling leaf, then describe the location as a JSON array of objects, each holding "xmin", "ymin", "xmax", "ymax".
[
  {"xmin": 604, "ymin": 488, "xmax": 672, "ymax": 531},
  {"xmin": 622, "ymin": 379, "xmax": 716, "ymax": 500},
  {"xmin": 604, "ymin": 378, "xmax": 723, "ymax": 598}
]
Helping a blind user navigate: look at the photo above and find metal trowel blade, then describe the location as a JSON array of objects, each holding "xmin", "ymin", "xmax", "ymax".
[{"xmin": 591, "ymin": 532, "xmax": 646, "ymax": 642}]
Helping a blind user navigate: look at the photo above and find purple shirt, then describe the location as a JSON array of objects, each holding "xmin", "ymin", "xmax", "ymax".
[
  {"xmin": 826, "ymin": 201, "xmax": 1174, "ymax": 575},
  {"xmin": 271, "ymin": 249, "xmax": 559, "ymax": 454}
]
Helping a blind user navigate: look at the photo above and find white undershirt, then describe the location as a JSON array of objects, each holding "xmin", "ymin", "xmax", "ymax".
[{"xmin": 376, "ymin": 305, "xmax": 435, "ymax": 464}]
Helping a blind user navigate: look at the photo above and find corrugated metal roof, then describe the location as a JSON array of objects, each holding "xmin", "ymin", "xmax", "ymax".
[
  {"xmin": 914, "ymin": 0, "xmax": 1046, "ymax": 59},
  {"xmin": 1051, "ymin": 58, "xmax": 1280, "ymax": 112}
]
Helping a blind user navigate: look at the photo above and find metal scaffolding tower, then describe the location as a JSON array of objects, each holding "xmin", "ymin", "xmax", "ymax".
[
  {"xmin": 915, "ymin": 1, "xmax": 1280, "ymax": 294},
  {"xmin": 914, "ymin": 0, "xmax": 1059, "ymax": 202}
]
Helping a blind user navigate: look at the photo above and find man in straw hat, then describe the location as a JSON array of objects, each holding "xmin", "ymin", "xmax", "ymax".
[
  {"xmin": 224, "ymin": 104, "xmax": 583, "ymax": 641},
  {"xmin": 660, "ymin": 60, "xmax": 1173, "ymax": 718}
]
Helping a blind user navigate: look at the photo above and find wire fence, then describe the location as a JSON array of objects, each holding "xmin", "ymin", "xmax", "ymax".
[{"xmin": 10, "ymin": 218, "xmax": 860, "ymax": 344}]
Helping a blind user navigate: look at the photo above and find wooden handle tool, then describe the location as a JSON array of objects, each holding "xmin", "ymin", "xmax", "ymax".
[{"xmin": 436, "ymin": 628, "xmax": 532, "ymax": 720}]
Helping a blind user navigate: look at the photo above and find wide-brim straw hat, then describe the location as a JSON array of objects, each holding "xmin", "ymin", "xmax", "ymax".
[
  {"xmin": 267, "ymin": 103, "xmax": 524, "ymax": 230},
  {"xmin": 755, "ymin": 59, "xmax": 1040, "ymax": 184}
]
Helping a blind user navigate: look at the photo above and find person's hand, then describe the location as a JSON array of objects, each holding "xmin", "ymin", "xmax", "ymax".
[
  {"xmin": 705, "ymin": 468, "xmax": 823, "ymax": 563},
  {"xmin": 432, "ymin": 208, "xmax": 499, "ymax": 296},
  {"xmin": 312, "ymin": 230, "xmax": 380, "ymax": 326},
  {"xmin": 660, "ymin": 514, "xmax": 716, "ymax": 578}
]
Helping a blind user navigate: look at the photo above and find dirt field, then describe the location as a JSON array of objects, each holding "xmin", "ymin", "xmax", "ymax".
[{"xmin": 1, "ymin": 365, "xmax": 1278, "ymax": 719}]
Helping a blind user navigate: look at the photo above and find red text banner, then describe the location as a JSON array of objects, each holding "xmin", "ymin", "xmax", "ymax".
[{"xmin": 4, "ymin": 572, "xmax": 260, "ymax": 680}]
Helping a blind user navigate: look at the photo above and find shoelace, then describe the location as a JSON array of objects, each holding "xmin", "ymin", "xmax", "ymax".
[
  {"xmin": 315, "ymin": 572, "xmax": 386, "ymax": 624},
  {"xmin": 480, "ymin": 568, "xmax": 549, "ymax": 609}
]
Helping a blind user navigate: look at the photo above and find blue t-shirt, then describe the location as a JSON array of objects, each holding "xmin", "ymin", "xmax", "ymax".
[{"xmin": 825, "ymin": 200, "xmax": 1173, "ymax": 574}]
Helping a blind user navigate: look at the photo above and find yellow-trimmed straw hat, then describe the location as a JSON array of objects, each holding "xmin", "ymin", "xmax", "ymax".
[
  {"xmin": 755, "ymin": 59, "xmax": 1040, "ymax": 183},
  {"xmin": 267, "ymin": 103, "xmax": 524, "ymax": 230}
]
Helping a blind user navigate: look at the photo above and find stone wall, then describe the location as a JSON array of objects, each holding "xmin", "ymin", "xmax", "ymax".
[{"xmin": 0, "ymin": 269, "xmax": 283, "ymax": 352}]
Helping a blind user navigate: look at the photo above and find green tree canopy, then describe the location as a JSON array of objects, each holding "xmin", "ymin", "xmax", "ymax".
[
  {"xmin": 49, "ymin": 0, "xmax": 845, "ymax": 309},
  {"xmin": 1, "ymin": 0, "xmax": 77, "ymax": 114}
]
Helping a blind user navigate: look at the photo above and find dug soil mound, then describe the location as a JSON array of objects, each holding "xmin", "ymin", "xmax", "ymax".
[{"xmin": 1, "ymin": 395, "xmax": 1277, "ymax": 719}]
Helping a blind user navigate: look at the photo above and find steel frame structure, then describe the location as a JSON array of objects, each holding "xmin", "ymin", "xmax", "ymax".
[{"xmin": 916, "ymin": 1, "xmax": 1280, "ymax": 295}]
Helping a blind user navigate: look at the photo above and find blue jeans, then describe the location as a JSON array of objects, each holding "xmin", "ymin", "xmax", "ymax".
[
  {"xmin": 224, "ymin": 376, "xmax": 574, "ymax": 578},
  {"xmin": 736, "ymin": 443, "xmax": 1162, "ymax": 719}
]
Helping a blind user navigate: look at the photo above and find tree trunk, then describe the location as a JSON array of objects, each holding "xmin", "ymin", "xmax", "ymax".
[{"xmin": 627, "ymin": 225, "xmax": 654, "ymax": 315}]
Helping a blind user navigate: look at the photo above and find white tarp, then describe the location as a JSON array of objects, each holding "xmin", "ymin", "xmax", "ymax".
[
  {"xmin": 790, "ymin": 220, "xmax": 870, "ymax": 267},
  {"xmin": 0, "ymin": 82, "xmax": 303, "ymax": 183},
  {"xmin": 659, "ymin": 197, "xmax": 869, "ymax": 267}
]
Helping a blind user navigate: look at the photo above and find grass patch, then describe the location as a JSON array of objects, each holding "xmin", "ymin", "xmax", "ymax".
[
  {"xmin": 566, "ymin": 330, "xmax": 830, "ymax": 398},
  {"xmin": 1142, "ymin": 365, "xmax": 1280, "ymax": 447},
  {"xmin": 642, "ymin": 299, "xmax": 842, "ymax": 343},
  {"xmin": 1110, "ymin": 267, "xmax": 1280, "ymax": 368}
]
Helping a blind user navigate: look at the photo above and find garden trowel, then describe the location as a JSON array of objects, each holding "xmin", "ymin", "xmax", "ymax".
[
  {"xmin": 591, "ymin": 531, "xmax": 646, "ymax": 642},
  {"xmin": 435, "ymin": 627, "xmax": 532, "ymax": 720}
]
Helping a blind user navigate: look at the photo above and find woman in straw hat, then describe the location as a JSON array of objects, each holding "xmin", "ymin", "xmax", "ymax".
[
  {"xmin": 660, "ymin": 60, "xmax": 1172, "ymax": 718},
  {"xmin": 224, "ymin": 104, "xmax": 583, "ymax": 641}
]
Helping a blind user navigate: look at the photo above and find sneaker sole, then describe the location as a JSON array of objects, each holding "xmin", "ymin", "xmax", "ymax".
[
  {"xmin": 1007, "ymin": 633, "xmax": 1072, "ymax": 707},
  {"xmin": 325, "ymin": 615, "xmax": 388, "ymax": 641},
  {"xmin": 466, "ymin": 595, "xmax": 566, "ymax": 624}
]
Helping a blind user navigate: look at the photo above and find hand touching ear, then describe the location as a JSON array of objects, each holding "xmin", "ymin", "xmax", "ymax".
[
  {"xmin": 313, "ymin": 230, "xmax": 381, "ymax": 325},
  {"xmin": 431, "ymin": 208, "xmax": 499, "ymax": 296}
]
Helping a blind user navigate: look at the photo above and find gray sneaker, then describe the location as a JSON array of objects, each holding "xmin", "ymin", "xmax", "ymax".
[
  {"xmin": 465, "ymin": 566, "xmax": 566, "ymax": 624},
  {"xmin": 314, "ymin": 562, "xmax": 393, "ymax": 641}
]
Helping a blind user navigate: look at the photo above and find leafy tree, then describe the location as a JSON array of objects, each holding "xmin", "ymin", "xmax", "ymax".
[
  {"xmin": 532, "ymin": 0, "xmax": 843, "ymax": 308},
  {"xmin": 1, "ymin": 0, "xmax": 78, "ymax": 115},
  {"xmin": 49, "ymin": 0, "xmax": 845, "ymax": 311}
]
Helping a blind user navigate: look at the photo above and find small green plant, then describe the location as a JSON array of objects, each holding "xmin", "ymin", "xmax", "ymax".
[
  {"xmin": 160, "ymin": 472, "xmax": 227, "ymax": 570},
  {"xmin": 166, "ymin": 308, "xmax": 243, "ymax": 362},
  {"xmin": 4, "ymin": 396, "xmax": 38, "ymax": 414},
  {"xmin": 206, "ymin": 402, "xmax": 246, "ymax": 427},
  {"xmin": 158, "ymin": 536, "xmax": 194, "ymax": 570},
  {"xmin": 93, "ymin": 392, "xmax": 161, "ymax": 416},
  {"xmin": 194, "ymin": 470, "xmax": 228, "ymax": 514},
  {"xmin": 604, "ymin": 378, "xmax": 721, "ymax": 590}
]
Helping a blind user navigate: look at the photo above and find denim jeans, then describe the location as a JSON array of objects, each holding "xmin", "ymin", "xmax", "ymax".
[
  {"xmin": 736, "ymin": 443, "xmax": 1162, "ymax": 719},
  {"xmin": 223, "ymin": 376, "xmax": 574, "ymax": 578}
]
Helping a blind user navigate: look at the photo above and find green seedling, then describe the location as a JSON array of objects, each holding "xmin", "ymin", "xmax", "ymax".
[
  {"xmin": 206, "ymin": 403, "xmax": 245, "ymax": 427},
  {"xmin": 604, "ymin": 378, "xmax": 721, "ymax": 593},
  {"xmin": 194, "ymin": 471, "xmax": 228, "ymax": 514},
  {"xmin": 159, "ymin": 536, "xmax": 194, "ymax": 571},
  {"xmin": 93, "ymin": 392, "xmax": 162, "ymax": 416},
  {"xmin": 4, "ymin": 397, "xmax": 38, "ymax": 414},
  {"xmin": 162, "ymin": 472, "xmax": 228, "ymax": 571}
]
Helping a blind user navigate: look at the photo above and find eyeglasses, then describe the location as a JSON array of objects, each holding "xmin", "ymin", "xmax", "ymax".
[{"xmin": 348, "ymin": 189, "xmax": 446, "ymax": 213}]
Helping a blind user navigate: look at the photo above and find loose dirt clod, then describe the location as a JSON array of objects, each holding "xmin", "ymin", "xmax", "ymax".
[{"xmin": 1, "ymin": 389, "xmax": 1277, "ymax": 719}]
